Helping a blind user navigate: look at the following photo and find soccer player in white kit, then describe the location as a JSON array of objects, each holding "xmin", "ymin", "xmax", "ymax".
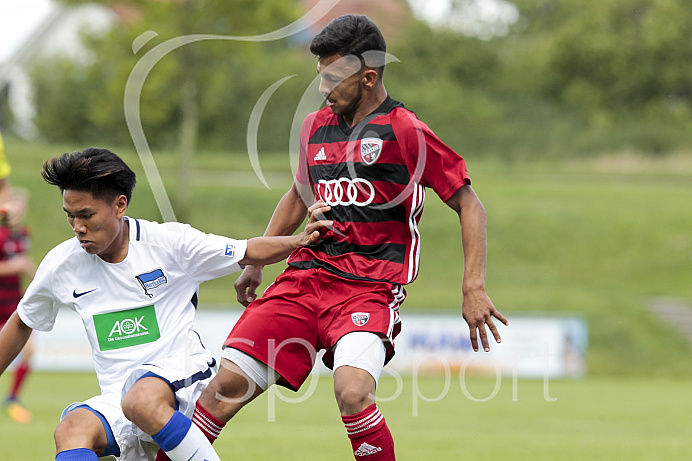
[{"xmin": 0, "ymin": 148, "xmax": 332, "ymax": 461}]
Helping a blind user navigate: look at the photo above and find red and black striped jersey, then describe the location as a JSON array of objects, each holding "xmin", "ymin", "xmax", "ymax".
[
  {"xmin": 288, "ymin": 96, "xmax": 470, "ymax": 285},
  {"xmin": 0, "ymin": 226, "xmax": 30, "ymax": 322}
]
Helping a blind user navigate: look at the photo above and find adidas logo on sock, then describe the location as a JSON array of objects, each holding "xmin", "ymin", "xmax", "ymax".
[
  {"xmin": 314, "ymin": 147, "xmax": 326, "ymax": 161},
  {"xmin": 354, "ymin": 442, "xmax": 383, "ymax": 457}
]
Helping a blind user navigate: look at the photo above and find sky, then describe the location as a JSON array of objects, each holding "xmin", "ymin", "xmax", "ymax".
[{"xmin": 0, "ymin": 0, "xmax": 55, "ymax": 63}]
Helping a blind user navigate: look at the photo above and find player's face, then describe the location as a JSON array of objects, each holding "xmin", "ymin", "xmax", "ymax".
[
  {"xmin": 317, "ymin": 54, "xmax": 365, "ymax": 119},
  {"xmin": 62, "ymin": 189, "xmax": 128, "ymax": 263}
]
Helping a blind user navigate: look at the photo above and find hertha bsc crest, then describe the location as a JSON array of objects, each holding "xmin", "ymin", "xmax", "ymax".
[
  {"xmin": 135, "ymin": 269, "xmax": 167, "ymax": 298},
  {"xmin": 352, "ymin": 312, "xmax": 370, "ymax": 326},
  {"xmin": 360, "ymin": 138, "xmax": 382, "ymax": 165}
]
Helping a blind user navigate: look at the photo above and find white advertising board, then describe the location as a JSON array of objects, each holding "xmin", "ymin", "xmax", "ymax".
[
  {"xmin": 30, "ymin": 308, "xmax": 587, "ymax": 379},
  {"xmin": 386, "ymin": 314, "xmax": 587, "ymax": 379}
]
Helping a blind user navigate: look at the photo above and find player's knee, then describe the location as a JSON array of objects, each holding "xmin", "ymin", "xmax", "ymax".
[
  {"xmin": 54, "ymin": 413, "xmax": 101, "ymax": 452},
  {"xmin": 121, "ymin": 384, "xmax": 153, "ymax": 423},
  {"xmin": 335, "ymin": 385, "xmax": 371, "ymax": 415},
  {"xmin": 122, "ymin": 377, "xmax": 175, "ymax": 426},
  {"xmin": 334, "ymin": 366, "xmax": 377, "ymax": 415},
  {"xmin": 54, "ymin": 418, "xmax": 74, "ymax": 446},
  {"xmin": 198, "ymin": 368, "xmax": 260, "ymax": 423}
]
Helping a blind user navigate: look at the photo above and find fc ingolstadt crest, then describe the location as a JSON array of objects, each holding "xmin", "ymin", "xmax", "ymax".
[
  {"xmin": 360, "ymin": 138, "xmax": 383, "ymax": 165},
  {"xmin": 352, "ymin": 312, "xmax": 371, "ymax": 326}
]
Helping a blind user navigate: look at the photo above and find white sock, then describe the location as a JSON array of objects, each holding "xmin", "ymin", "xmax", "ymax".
[{"xmin": 154, "ymin": 411, "xmax": 221, "ymax": 461}]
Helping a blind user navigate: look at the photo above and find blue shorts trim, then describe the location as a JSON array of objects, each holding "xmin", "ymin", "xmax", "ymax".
[
  {"xmin": 70, "ymin": 404, "xmax": 121, "ymax": 457},
  {"xmin": 137, "ymin": 367, "xmax": 214, "ymax": 410}
]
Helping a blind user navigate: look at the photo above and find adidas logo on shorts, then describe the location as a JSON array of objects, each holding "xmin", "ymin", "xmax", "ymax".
[{"xmin": 354, "ymin": 442, "xmax": 383, "ymax": 457}]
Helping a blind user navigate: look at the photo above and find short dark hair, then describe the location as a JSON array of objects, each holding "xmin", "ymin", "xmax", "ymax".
[
  {"xmin": 41, "ymin": 147, "xmax": 137, "ymax": 204},
  {"xmin": 310, "ymin": 14, "xmax": 387, "ymax": 76}
]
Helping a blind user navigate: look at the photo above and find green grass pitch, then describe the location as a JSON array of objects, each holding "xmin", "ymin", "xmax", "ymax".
[
  {"xmin": 1, "ymin": 141, "xmax": 691, "ymax": 459},
  {"xmin": 1, "ymin": 372, "xmax": 690, "ymax": 460}
]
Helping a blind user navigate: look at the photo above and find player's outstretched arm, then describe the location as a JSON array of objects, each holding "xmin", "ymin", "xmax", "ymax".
[
  {"xmin": 235, "ymin": 182, "xmax": 311, "ymax": 305},
  {"xmin": 0, "ymin": 311, "xmax": 33, "ymax": 375},
  {"xmin": 0, "ymin": 255, "xmax": 36, "ymax": 278},
  {"xmin": 239, "ymin": 201, "xmax": 332, "ymax": 267},
  {"xmin": 263, "ymin": 182, "xmax": 313, "ymax": 237},
  {"xmin": 446, "ymin": 185, "xmax": 508, "ymax": 352}
]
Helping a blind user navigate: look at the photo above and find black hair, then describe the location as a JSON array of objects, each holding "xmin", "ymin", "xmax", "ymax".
[
  {"xmin": 310, "ymin": 14, "xmax": 387, "ymax": 77},
  {"xmin": 41, "ymin": 147, "xmax": 136, "ymax": 204}
]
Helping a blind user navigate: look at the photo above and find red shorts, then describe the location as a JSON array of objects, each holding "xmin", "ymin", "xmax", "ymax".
[{"xmin": 223, "ymin": 267, "xmax": 404, "ymax": 390}]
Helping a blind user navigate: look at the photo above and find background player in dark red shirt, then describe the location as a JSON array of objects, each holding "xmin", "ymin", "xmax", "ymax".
[
  {"xmin": 0, "ymin": 188, "xmax": 36, "ymax": 424},
  {"xmin": 190, "ymin": 14, "xmax": 508, "ymax": 461}
]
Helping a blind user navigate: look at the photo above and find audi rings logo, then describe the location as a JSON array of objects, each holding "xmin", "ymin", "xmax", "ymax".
[{"xmin": 318, "ymin": 178, "xmax": 376, "ymax": 207}]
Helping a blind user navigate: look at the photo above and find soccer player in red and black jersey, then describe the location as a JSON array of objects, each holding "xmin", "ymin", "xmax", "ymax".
[
  {"xmin": 191, "ymin": 14, "xmax": 508, "ymax": 460},
  {"xmin": 0, "ymin": 188, "xmax": 35, "ymax": 424}
]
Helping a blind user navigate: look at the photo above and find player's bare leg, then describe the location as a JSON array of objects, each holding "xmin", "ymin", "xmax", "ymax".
[
  {"xmin": 121, "ymin": 376, "xmax": 175, "ymax": 434},
  {"xmin": 334, "ymin": 365, "xmax": 377, "ymax": 415},
  {"xmin": 155, "ymin": 357, "xmax": 266, "ymax": 460},
  {"xmin": 4, "ymin": 333, "xmax": 34, "ymax": 423},
  {"xmin": 333, "ymin": 332, "xmax": 396, "ymax": 460},
  {"xmin": 197, "ymin": 358, "xmax": 264, "ymax": 422},
  {"xmin": 122, "ymin": 376, "xmax": 221, "ymax": 461},
  {"xmin": 54, "ymin": 408, "xmax": 108, "ymax": 459}
]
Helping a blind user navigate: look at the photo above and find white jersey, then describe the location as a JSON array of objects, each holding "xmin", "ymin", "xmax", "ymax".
[{"xmin": 17, "ymin": 217, "xmax": 247, "ymax": 394}]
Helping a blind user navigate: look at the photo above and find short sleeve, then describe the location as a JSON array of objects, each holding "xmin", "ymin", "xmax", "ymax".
[
  {"xmin": 394, "ymin": 110, "xmax": 470, "ymax": 203},
  {"xmin": 17, "ymin": 259, "xmax": 60, "ymax": 331},
  {"xmin": 164, "ymin": 223, "xmax": 248, "ymax": 282}
]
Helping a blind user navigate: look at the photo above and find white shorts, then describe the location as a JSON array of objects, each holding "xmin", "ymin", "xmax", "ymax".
[
  {"xmin": 61, "ymin": 395, "xmax": 157, "ymax": 461},
  {"xmin": 61, "ymin": 331, "xmax": 216, "ymax": 460},
  {"xmin": 223, "ymin": 331, "xmax": 386, "ymax": 391}
]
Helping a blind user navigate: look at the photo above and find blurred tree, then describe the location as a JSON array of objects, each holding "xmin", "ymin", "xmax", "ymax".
[
  {"xmin": 511, "ymin": 0, "xmax": 692, "ymax": 118},
  {"xmin": 387, "ymin": 18, "xmax": 506, "ymax": 155},
  {"xmin": 32, "ymin": 57, "xmax": 94, "ymax": 143},
  {"xmin": 32, "ymin": 0, "xmax": 692, "ymax": 169},
  {"xmin": 49, "ymin": 0, "xmax": 301, "ymax": 220}
]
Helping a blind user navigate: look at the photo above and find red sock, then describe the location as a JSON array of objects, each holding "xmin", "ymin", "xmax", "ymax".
[
  {"xmin": 155, "ymin": 449, "xmax": 171, "ymax": 461},
  {"xmin": 342, "ymin": 404, "xmax": 395, "ymax": 460},
  {"xmin": 155, "ymin": 402, "xmax": 226, "ymax": 460},
  {"xmin": 192, "ymin": 401, "xmax": 225, "ymax": 444},
  {"xmin": 9, "ymin": 360, "xmax": 30, "ymax": 400}
]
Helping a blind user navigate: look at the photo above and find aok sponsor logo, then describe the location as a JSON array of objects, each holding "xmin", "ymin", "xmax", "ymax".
[{"xmin": 93, "ymin": 305, "xmax": 160, "ymax": 351}]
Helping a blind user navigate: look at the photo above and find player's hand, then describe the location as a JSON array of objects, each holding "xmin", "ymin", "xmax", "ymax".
[
  {"xmin": 234, "ymin": 265, "xmax": 263, "ymax": 307},
  {"xmin": 299, "ymin": 201, "xmax": 333, "ymax": 246},
  {"xmin": 462, "ymin": 289, "xmax": 508, "ymax": 352}
]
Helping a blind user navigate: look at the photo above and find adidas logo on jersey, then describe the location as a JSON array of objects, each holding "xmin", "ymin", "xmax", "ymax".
[
  {"xmin": 354, "ymin": 443, "xmax": 383, "ymax": 457},
  {"xmin": 314, "ymin": 147, "xmax": 327, "ymax": 161}
]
